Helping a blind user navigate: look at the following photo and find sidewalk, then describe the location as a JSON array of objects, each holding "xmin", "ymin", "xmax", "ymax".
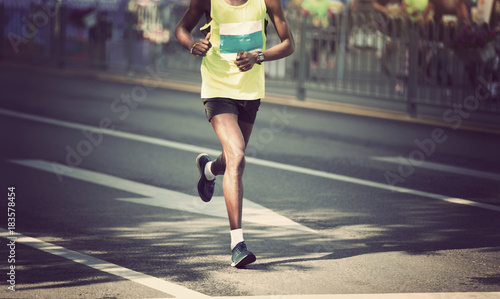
[{"xmin": 3, "ymin": 60, "xmax": 500, "ymax": 135}]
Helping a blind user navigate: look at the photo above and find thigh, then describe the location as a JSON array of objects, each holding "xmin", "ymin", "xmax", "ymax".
[
  {"xmin": 211, "ymin": 113, "xmax": 246, "ymax": 157},
  {"xmin": 238, "ymin": 119, "xmax": 254, "ymax": 149}
]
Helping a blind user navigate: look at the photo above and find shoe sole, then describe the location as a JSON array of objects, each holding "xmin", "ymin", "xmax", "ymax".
[
  {"xmin": 231, "ymin": 252, "xmax": 256, "ymax": 269},
  {"xmin": 196, "ymin": 153, "xmax": 211, "ymax": 203}
]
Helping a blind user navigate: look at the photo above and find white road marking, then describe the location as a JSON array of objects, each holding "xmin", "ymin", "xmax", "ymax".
[
  {"xmin": 0, "ymin": 228, "xmax": 208, "ymax": 298},
  {"xmin": 8, "ymin": 159, "xmax": 316, "ymax": 233},
  {"xmin": 210, "ymin": 293, "xmax": 500, "ymax": 299},
  {"xmin": 0, "ymin": 108, "xmax": 220, "ymax": 157},
  {"xmin": 372, "ymin": 156, "xmax": 500, "ymax": 181},
  {"xmin": 2, "ymin": 108, "xmax": 500, "ymax": 213},
  {"xmin": 3, "ymin": 231, "xmax": 498, "ymax": 299},
  {"xmin": 246, "ymin": 157, "xmax": 500, "ymax": 212}
]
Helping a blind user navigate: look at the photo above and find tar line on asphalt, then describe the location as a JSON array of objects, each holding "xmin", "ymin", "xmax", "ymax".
[
  {"xmin": 0, "ymin": 228, "xmax": 208, "ymax": 298},
  {"xmin": 2, "ymin": 108, "xmax": 500, "ymax": 213}
]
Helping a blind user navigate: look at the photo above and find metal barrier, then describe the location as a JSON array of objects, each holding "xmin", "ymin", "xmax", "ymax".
[
  {"xmin": 274, "ymin": 8, "xmax": 500, "ymax": 115},
  {"xmin": 1, "ymin": 1, "xmax": 499, "ymax": 115}
]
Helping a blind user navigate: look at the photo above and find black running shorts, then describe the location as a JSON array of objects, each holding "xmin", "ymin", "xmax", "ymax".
[{"xmin": 202, "ymin": 98, "xmax": 261, "ymax": 124}]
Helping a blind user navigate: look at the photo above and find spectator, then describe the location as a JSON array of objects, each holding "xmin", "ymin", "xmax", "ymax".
[
  {"xmin": 394, "ymin": 0, "xmax": 429, "ymax": 93},
  {"xmin": 301, "ymin": 0, "xmax": 337, "ymax": 68},
  {"xmin": 368, "ymin": 1, "xmax": 404, "ymax": 75},
  {"xmin": 424, "ymin": 0, "xmax": 472, "ymax": 26},
  {"xmin": 403, "ymin": 0, "xmax": 429, "ymax": 22},
  {"xmin": 465, "ymin": 0, "xmax": 477, "ymax": 24},
  {"xmin": 301, "ymin": 0, "xmax": 331, "ymax": 27},
  {"xmin": 373, "ymin": 0, "xmax": 402, "ymax": 16}
]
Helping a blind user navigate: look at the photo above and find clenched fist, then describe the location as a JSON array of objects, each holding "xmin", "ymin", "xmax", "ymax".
[
  {"xmin": 191, "ymin": 32, "xmax": 211, "ymax": 56},
  {"xmin": 235, "ymin": 51, "xmax": 258, "ymax": 72}
]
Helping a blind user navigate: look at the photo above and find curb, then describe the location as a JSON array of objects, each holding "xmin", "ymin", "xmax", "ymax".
[{"xmin": 4, "ymin": 61, "xmax": 500, "ymax": 135}]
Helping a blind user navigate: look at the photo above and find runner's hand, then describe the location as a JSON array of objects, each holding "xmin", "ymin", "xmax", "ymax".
[
  {"xmin": 235, "ymin": 51, "xmax": 257, "ymax": 72},
  {"xmin": 191, "ymin": 32, "xmax": 211, "ymax": 56}
]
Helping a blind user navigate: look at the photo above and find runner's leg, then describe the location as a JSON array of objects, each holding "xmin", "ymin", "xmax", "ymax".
[
  {"xmin": 210, "ymin": 113, "xmax": 254, "ymax": 230},
  {"xmin": 211, "ymin": 118, "xmax": 254, "ymax": 176}
]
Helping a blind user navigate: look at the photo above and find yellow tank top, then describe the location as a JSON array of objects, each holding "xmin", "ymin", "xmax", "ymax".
[{"xmin": 200, "ymin": 0, "xmax": 267, "ymax": 100}]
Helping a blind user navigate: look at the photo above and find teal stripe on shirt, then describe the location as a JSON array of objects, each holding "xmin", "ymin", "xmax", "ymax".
[{"xmin": 220, "ymin": 31, "xmax": 263, "ymax": 54}]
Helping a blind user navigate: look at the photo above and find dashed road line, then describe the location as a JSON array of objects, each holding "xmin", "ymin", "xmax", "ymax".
[{"xmin": 2, "ymin": 108, "xmax": 500, "ymax": 213}]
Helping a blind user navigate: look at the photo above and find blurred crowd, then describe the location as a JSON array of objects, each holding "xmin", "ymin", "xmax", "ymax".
[
  {"xmin": 291, "ymin": 0, "xmax": 500, "ymax": 28},
  {"xmin": 286, "ymin": 0, "xmax": 500, "ymax": 94}
]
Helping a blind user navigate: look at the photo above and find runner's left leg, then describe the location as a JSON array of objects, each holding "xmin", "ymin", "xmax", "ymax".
[
  {"xmin": 211, "ymin": 118, "xmax": 254, "ymax": 176},
  {"xmin": 210, "ymin": 113, "xmax": 254, "ymax": 230}
]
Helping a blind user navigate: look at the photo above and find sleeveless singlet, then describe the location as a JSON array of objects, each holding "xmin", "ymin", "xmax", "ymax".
[{"xmin": 200, "ymin": 0, "xmax": 267, "ymax": 100}]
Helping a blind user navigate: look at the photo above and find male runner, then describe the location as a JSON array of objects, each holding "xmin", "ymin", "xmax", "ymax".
[{"xmin": 176, "ymin": 0, "xmax": 294, "ymax": 268}]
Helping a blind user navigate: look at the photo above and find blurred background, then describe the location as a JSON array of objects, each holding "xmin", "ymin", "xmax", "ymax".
[
  {"xmin": 1, "ymin": 0, "xmax": 500, "ymax": 118},
  {"xmin": 2, "ymin": 3, "xmax": 500, "ymax": 296}
]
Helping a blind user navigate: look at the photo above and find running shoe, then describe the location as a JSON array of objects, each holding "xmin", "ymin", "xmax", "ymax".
[
  {"xmin": 196, "ymin": 153, "xmax": 215, "ymax": 202},
  {"xmin": 231, "ymin": 241, "xmax": 256, "ymax": 268}
]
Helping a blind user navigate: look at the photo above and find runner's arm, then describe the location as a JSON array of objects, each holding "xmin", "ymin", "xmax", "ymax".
[
  {"xmin": 261, "ymin": 0, "xmax": 295, "ymax": 62},
  {"xmin": 175, "ymin": 0, "xmax": 211, "ymax": 55}
]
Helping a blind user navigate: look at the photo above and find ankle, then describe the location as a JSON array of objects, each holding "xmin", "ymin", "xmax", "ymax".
[
  {"xmin": 230, "ymin": 228, "xmax": 244, "ymax": 250},
  {"xmin": 204, "ymin": 161, "xmax": 216, "ymax": 181}
]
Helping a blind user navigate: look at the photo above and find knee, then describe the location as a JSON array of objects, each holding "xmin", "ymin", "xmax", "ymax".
[{"xmin": 225, "ymin": 150, "xmax": 245, "ymax": 174}]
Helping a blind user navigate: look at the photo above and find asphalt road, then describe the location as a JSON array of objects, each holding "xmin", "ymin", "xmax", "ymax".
[{"xmin": 1, "ymin": 66, "xmax": 500, "ymax": 299}]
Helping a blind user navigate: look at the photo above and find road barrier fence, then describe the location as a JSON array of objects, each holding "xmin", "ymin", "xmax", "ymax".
[{"xmin": 1, "ymin": 0, "xmax": 499, "ymax": 116}]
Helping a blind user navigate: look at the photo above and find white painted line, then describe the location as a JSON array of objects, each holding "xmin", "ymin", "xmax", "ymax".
[
  {"xmin": 0, "ymin": 228, "xmax": 208, "ymax": 298},
  {"xmin": 8, "ymin": 159, "xmax": 316, "ymax": 233},
  {"xmin": 0, "ymin": 108, "xmax": 220, "ymax": 157},
  {"xmin": 210, "ymin": 293, "xmax": 500, "ymax": 299},
  {"xmin": 4, "ymin": 227, "xmax": 499, "ymax": 299},
  {"xmin": 246, "ymin": 157, "xmax": 500, "ymax": 212},
  {"xmin": 372, "ymin": 156, "xmax": 500, "ymax": 182},
  {"xmin": 2, "ymin": 108, "xmax": 500, "ymax": 213}
]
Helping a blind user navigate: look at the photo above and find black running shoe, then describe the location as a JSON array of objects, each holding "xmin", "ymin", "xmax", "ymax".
[
  {"xmin": 231, "ymin": 242, "xmax": 256, "ymax": 268},
  {"xmin": 196, "ymin": 153, "xmax": 215, "ymax": 202}
]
